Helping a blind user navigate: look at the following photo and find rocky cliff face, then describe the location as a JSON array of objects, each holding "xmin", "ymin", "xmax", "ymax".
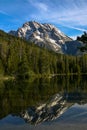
[{"xmin": 9, "ymin": 21, "xmax": 83, "ymax": 55}]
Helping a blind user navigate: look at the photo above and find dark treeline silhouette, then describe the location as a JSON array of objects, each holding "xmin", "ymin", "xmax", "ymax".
[{"xmin": 77, "ymin": 31, "xmax": 87, "ymax": 51}]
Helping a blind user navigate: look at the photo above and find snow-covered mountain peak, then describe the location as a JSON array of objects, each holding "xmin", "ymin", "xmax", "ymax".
[{"xmin": 9, "ymin": 21, "xmax": 83, "ymax": 55}]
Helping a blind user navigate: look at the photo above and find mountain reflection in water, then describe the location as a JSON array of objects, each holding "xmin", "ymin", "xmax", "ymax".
[
  {"xmin": 0, "ymin": 75, "xmax": 87, "ymax": 125},
  {"xmin": 20, "ymin": 92, "xmax": 87, "ymax": 125}
]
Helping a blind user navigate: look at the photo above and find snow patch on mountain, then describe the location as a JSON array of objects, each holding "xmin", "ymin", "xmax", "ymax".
[{"xmin": 9, "ymin": 21, "xmax": 83, "ymax": 55}]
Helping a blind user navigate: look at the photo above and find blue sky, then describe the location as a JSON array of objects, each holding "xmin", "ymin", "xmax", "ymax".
[{"xmin": 0, "ymin": 0, "xmax": 87, "ymax": 39}]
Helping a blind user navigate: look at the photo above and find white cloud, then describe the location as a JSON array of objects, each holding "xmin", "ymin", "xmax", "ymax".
[
  {"xmin": 28, "ymin": 0, "xmax": 87, "ymax": 27},
  {"xmin": 27, "ymin": 0, "xmax": 48, "ymax": 12},
  {"xmin": 60, "ymin": 24, "xmax": 87, "ymax": 32},
  {"xmin": 70, "ymin": 34, "xmax": 82, "ymax": 40},
  {"xmin": 36, "ymin": 2, "xmax": 48, "ymax": 12},
  {"xmin": 70, "ymin": 35, "xmax": 77, "ymax": 40},
  {"xmin": 0, "ymin": 10, "xmax": 9, "ymax": 16}
]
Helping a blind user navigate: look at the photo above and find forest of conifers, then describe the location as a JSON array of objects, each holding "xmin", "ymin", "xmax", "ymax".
[{"xmin": 0, "ymin": 30, "xmax": 87, "ymax": 79}]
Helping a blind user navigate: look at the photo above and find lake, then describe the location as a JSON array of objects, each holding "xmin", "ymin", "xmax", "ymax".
[{"xmin": 0, "ymin": 75, "xmax": 87, "ymax": 130}]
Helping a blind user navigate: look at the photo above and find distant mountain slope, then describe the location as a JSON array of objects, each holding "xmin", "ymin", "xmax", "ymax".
[
  {"xmin": 9, "ymin": 21, "xmax": 83, "ymax": 55},
  {"xmin": 64, "ymin": 40, "xmax": 83, "ymax": 55}
]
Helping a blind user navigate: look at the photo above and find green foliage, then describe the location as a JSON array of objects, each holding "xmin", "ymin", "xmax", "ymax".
[
  {"xmin": 77, "ymin": 31, "xmax": 87, "ymax": 51},
  {"xmin": 0, "ymin": 30, "xmax": 87, "ymax": 78},
  {"xmin": 0, "ymin": 59, "xmax": 4, "ymax": 76}
]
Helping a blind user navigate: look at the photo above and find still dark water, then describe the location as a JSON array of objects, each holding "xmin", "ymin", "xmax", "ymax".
[{"xmin": 0, "ymin": 75, "xmax": 87, "ymax": 130}]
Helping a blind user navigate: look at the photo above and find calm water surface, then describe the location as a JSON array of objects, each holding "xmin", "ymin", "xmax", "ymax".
[{"xmin": 0, "ymin": 75, "xmax": 87, "ymax": 130}]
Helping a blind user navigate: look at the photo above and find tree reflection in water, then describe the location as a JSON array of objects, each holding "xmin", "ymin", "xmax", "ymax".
[{"xmin": 0, "ymin": 75, "xmax": 87, "ymax": 124}]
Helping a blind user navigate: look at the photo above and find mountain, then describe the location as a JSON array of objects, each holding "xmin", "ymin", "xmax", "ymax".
[{"xmin": 9, "ymin": 21, "xmax": 83, "ymax": 55}]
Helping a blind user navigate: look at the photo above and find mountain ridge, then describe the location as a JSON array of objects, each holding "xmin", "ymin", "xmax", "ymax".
[{"xmin": 9, "ymin": 21, "xmax": 83, "ymax": 55}]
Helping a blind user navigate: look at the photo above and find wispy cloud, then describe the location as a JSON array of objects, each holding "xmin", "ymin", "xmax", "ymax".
[
  {"xmin": 0, "ymin": 0, "xmax": 87, "ymax": 36},
  {"xmin": 28, "ymin": 0, "xmax": 87, "ymax": 29},
  {"xmin": 60, "ymin": 24, "xmax": 87, "ymax": 32},
  {"xmin": 0, "ymin": 10, "xmax": 9, "ymax": 16},
  {"xmin": 35, "ymin": 2, "xmax": 48, "ymax": 12},
  {"xmin": 28, "ymin": 0, "xmax": 48, "ymax": 12}
]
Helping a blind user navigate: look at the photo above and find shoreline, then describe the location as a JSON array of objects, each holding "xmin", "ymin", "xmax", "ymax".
[
  {"xmin": 0, "ymin": 76, "xmax": 15, "ymax": 80},
  {"xmin": 0, "ymin": 73, "xmax": 87, "ymax": 80}
]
